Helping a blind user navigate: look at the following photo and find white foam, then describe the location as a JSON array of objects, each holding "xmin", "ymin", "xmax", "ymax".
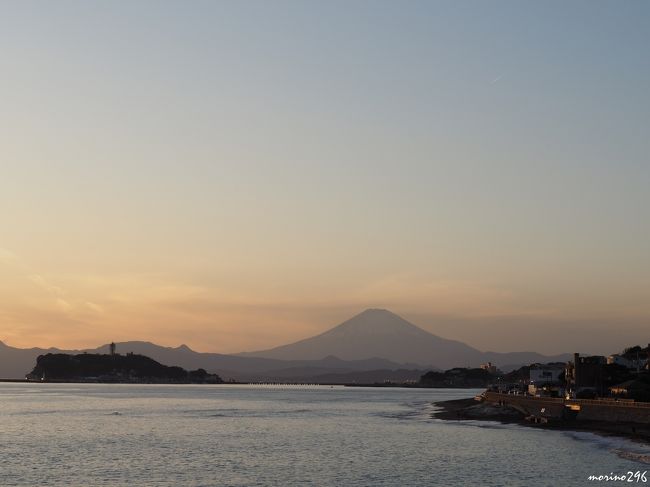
[{"xmin": 563, "ymin": 430, "xmax": 650, "ymax": 464}]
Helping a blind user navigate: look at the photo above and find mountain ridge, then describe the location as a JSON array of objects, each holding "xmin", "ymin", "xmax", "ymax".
[
  {"xmin": 239, "ymin": 308, "xmax": 571, "ymax": 368},
  {"xmin": 0, "ymin": 309, "xmax": 571, "ymax": 380},
  {"xmin": 0, "ymin": 339, "xmax": 418, "ymax": 381}
]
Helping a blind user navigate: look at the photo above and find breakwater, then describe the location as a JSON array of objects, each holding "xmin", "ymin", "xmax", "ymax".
[{"xmin": 484, "ymin": 392, "xmax": 650, "ymax": 424}]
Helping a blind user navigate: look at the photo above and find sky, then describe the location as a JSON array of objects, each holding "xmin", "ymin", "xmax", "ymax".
[{"xmin": 1, "ymin": 1, "xmax": 649, "ymax": 355}]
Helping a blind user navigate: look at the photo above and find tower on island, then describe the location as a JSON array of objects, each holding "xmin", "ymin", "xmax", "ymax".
[{"xmin": 109, "ymin": 342, "xmax": 116, "ymax": 356}]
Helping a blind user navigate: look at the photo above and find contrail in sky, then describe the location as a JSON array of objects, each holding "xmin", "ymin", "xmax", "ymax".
[{"xmin": 490, "ymin": 74, "xmax": 504, "ymax": 84}]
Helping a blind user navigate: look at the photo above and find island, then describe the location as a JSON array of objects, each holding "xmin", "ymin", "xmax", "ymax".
[{"xmin": 27, "ymin": 351, "xmax": 223, "ymax": 384}]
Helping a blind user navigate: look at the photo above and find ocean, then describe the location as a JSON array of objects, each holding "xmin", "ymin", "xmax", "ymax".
[{"xmin": 1, "ymin": 383, "xmax": 648, "ymax": 486}]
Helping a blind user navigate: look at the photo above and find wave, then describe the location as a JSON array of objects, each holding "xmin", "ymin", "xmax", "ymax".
[{"xmin": 563, "ymin": 431, "xmax": 650, "ymax": 465}]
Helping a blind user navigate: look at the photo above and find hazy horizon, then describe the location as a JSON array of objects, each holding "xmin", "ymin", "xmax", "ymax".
[
  {"xmin": 0, "ymin": 306, "xmax": 644, "ymax": 358},
  {"xmin": 2, "ymin": 1, "xmax": 649, "ymax": 356}
]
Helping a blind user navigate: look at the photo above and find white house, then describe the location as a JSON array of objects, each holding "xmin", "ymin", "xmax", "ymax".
[
  {"xmin": 529, "ymin": 365, "xmax": 564, "ymax": 384},
  {"xmin": 607, "ymin": 354, "xmax": 647, "ymax": 371},
  {"xmin": 528, "ymin": 364, "xmax": 565, "ymax": 396}
]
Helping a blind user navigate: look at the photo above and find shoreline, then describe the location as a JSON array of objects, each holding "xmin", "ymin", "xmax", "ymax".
[
  {"xmin": 0, "ymin": 378, "xmax": 237, "ymax": 385},
  {"xmin": 432, "ymin": 397, "xmax": 650, "ymax": 447},
  {"xmin": 0, "ymin": 379, "xmax": 469, "ymax": 387}
]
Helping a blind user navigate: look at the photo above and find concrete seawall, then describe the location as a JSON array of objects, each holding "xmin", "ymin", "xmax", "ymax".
[{"xmin": 484, "ymin": 392, "xmax": 650, "ymax": 424}]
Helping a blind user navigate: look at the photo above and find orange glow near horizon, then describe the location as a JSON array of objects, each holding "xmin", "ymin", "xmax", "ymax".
[
  {"xmin": 2, "ymin": 2, "xmax": 649, "ymax": 357},
  {"xmin": 1, "ymin": 247, "xmax": 648, "ymax": 355}
]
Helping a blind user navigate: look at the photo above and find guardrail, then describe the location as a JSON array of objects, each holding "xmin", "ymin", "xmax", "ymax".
[
  {"xmin": 570, "ymin": 398, "xmax": 650, "ymax": 409},
  {"xmin": 485, "ymin": 392, "xmax": 650, "ymax": 409}
]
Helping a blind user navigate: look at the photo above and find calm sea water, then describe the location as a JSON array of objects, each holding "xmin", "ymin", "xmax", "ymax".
[{"xmin": 1, "ymin": 384, "xmax": 648, "ymax": 486}]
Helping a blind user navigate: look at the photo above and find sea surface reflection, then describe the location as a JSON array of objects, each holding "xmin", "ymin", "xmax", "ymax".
[{"xmin": 1, "ymin": 384, "xmax": 647, "ymax": 486}]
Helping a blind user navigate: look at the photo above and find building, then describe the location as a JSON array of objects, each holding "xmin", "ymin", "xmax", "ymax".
[
  {"xmin": 479, "ymin": 362, "xmax": 497, "ymax": 375},
  {"xmin": 529, "ymin": 364, "xmax": 564, "ymax": 384},
  {"xmin": 565, "ymin": 353, "xmax": 607, "ymax": 397},
  {"xmin": 607, "ymin": 354, "xmax": 648, "ymax": 371},
  {"xmin": 607, "ymin": 354, "xmax": 634, "ymax": 368},
  {"xmin": 609, "ymin": 379, "xmax": 650, "ymax": 400},
  {"xmin": 528, "ymin": 363, "xmax": 565, "ymax": 396}
]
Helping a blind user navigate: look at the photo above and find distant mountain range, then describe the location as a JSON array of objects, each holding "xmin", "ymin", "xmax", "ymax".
[
  {"xmin": 0, "ymin": 308, "xmax": 571, "ymax": 381},
  {"xmin": 0, "ymin": 340, "xmax": 410, "ymax": 382},
  {"xmin": 240, "ymin": 309, "xmax": 571, "ymax": 369}
]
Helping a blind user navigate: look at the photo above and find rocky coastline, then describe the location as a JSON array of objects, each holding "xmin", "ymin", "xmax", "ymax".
[{"xmin": 433, "ymin": 397, "xmax": 650, "ymax": 449}]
